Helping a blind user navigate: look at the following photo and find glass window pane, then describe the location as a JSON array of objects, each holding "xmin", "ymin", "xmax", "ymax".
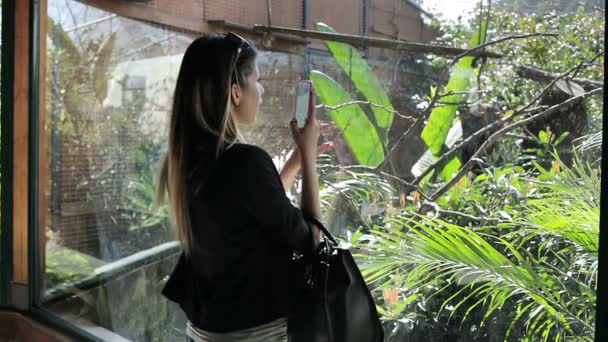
[
  {"xmin": 39, "ymin": 0, "xmax": 604, "ymax": 341},
  {"xmin": 0, "ymin": 0, "xmax": 3, "ymax": 293},
  {"xmin": 43, "ymin": 1, "xmax": 190, "ymax": 340}
]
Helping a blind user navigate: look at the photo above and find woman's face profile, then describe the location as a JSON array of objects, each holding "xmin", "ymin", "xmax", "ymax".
[{"xmin": 232, "ymin": 60, "xmax": 264, "ymax": 126}]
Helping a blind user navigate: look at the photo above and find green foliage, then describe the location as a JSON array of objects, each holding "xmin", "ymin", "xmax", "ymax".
[
  {"xmin": 315, "ymin": 23, "xmax": 395, "ymax": 142},
  {"xmin": 122, "ymin": 172, "xmax": 169, "ymax": 232},
  {"xmin": 312, "ymin": 7, "xmax": 602, "ymax": 339},
  {"xmin": 311, "ymin": 22, "xmax": 400, "ymax": 167},
  {"xmin": 421, "ymin": 19, "xmax": 487, "ymax": 156},
  {"xmin": 48, "ymin": 18, "xmax": 117, "ymax": 135},
  {"xmin": 413, "ymin": 15, "xmax": 488, "ymax": 183},
  {"xmin": 121, "ymin": 141, "xmax": 169, "ymax": 237},
  {"xmin": 92, "ymin": 257, "xmax": 184, "ymax": 341},
  {"xmin": 477, "ymin": 6, "xmax": 604, "ymax": 129},
  {"xmin": 354, "ymin": 153, "xmax": 598, "ymax": 341},
  {"xmin": 506, "ymin": 155, "xmax": 600, "ymax": 253},
  {"xmin": 311, "ymin": 70, "xmax": 384, "ymax": 166},
  {"xmin": 46, "ymin": 248, "xmax": 94, "ymax": 289},
  {"xmin": 316, "ymin": 153, "xmax": 395, "ymax": 232}
]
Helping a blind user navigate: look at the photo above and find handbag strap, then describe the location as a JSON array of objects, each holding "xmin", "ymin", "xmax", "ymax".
[
  {"xmin": 303, "ymin": 214, "xmax": 337, "ymax": 341},
  {"xmin": 303, "ymin": 215, "xmax": 338, "ymax": 245}
]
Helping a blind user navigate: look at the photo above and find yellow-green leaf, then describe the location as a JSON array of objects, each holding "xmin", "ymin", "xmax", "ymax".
[{"xmin": 311, "ymin": 70, "xmax": 384, "ymax": 166}]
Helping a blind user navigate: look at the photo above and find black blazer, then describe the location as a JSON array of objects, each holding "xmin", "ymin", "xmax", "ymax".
[{"xmin": 161, "ymin": 143, "xmax": 314, "ymax": 333}]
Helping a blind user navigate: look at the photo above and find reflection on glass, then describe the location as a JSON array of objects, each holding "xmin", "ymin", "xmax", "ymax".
[
  {"xmin": 42, "ymin": 1, "xmax": 306, "ymax": 340},
  {"xmin": 43, "ymin": 1, "xmax": 188, "ymax": 340},
  {"xmin": 40, "ymin": 0, "xmax": 604, "ymax": 341}
]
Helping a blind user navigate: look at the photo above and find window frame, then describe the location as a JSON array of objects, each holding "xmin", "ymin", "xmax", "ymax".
[
  {"xmin": 0, "ymin": 0, "xmax": 605, "ymax": 341},
  {"xmin": 0, "ymin": 0, "xmax": 16, "ymax": 309}
]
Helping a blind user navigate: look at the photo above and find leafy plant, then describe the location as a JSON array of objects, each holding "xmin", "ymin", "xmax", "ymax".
[
  {"xmin": 122, "ymin": 172, "xmax": 169, "ymax": 232},
  {"xmin": 420, "ymin": 19, "xmax": 487, "ymax": 157},
  {"xmin": 46, "ymin": 247, "xmax": 94, "ymax": 289},
  {"xmin": 355, "ymin": 152, "xmax": 598, "ymax": 341},
  {"xmin": 311, "ymin": 6, "xmax": 602, "ymax": 340},
  {"xmin": 311, "ymin": 22, "xmax": 394, "ymax": 167},
  {"xmin": 311, "ymin": 70, "xmax": 385, "ymax": 166},
  {"xmin": 315, "ymin": 23, "xmax": 395, "ymax": 142},
  {"xmin": 92, "ymin": 256, "xmax": 185, "ymax": 341}
]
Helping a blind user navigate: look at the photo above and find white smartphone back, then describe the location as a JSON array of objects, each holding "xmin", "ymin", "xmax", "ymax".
[{"xmin": 295, "ymin": 81, "xmax": 312, "ymax": 128}]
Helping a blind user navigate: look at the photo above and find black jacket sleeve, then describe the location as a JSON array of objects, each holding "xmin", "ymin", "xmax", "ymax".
[{"xmin": 222, "ymin": 144, "xmax": 314, "ymax": 253}]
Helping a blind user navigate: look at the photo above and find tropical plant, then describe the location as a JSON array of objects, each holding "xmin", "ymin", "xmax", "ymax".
[
  {"xmin": 317, "ymin": 153, "xmax": 395, "ymax": 234},
  {"xmin": 355, "ymin": 151, "xmax": 598, "ymax": 341},
  {"xmin": 47, "ymin": 17, "xmax": 117, "ymax": 137},
  {"xmin": 418, "ymin": 14, "xmax": 488, "ymax": 181},
  {"xmin": 46, "ymin": 247, "xmax": 94, "ymax": 289},
  {"xmin": 309, "ymin": 5, "xmax": 602, "ymax": 340},
  {"xmin": 121, "ymin": 141, "xmax": 168, "ymax": 232},
  {"xmin": 122, "ymin": 171, "xmax": 169, "ymax": 232},
  {"xmin": 311, "ymin": 22, "xmax": 395, "ymax": 166}
]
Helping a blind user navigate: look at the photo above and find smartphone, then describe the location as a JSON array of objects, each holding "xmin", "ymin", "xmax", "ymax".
[{"xmin": 294, "ymin": 80, "xmax": 313, "ymax": 128}]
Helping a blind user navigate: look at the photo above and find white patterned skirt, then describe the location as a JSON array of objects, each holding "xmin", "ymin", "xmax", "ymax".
[{"xmin": 186, "ymin": 318, "xmax": 288, "ymax": 342}]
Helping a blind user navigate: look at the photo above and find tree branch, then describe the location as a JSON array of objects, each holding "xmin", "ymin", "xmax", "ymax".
[
  {"xmin": 432, "ymin": 207, "xmax": 506, "ymax": 224},
  {"xmin": 378, "ymin": 32, "xmax": 558, "ymax": 170},
  {"xmin": 428, "ymin": 87, "xmax": 603, "ymax": 201},
  {"xmin": 416, "ymin": 53, "xmax": 606, "ymax": 187},
  {"xmin": 322, "ymin": 165, "xmax": 429, "ymax": 200},
  {"xmin": 516, "ymin": 65, "xmax": 603, "ymax": 92},
  {"xmin": 317, "ymin": 101, "xmax": 415, "ymax": 121}
]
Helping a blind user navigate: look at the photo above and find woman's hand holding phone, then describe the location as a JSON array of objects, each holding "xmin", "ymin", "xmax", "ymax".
[
  {"xmin": 290, "ymin": 81, "xmax": 320, "ymax": 162},
  {"xmin": 290, "ymin": 80, "xmax": 322, "ymax": 241}
]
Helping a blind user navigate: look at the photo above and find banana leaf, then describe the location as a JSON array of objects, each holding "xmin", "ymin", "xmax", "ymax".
[
  {"xmin": 311, "ymin": 70, "xmax": 384, "ymax": 166},
  {"xmin": 421, "ymin": 20, "xmax": 488, "ymax": 156},
  {"xmin": 315, "ymin": 22, "xmax": 394, "ymax": 143}
]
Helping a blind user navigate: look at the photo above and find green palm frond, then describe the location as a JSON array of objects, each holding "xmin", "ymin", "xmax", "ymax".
[
  {"xmin": 574, "ymin": 131, "xmax": 602, "ymax": 154},
  {"xmin": 318, "ymin": 155, "xmax": 394, "ymax": 213},
  {"xmin": 532, "ymin": 154, "xmax": 600, "ymax": 206},
  {"xmin": 357, "ymin": 214, "xmax": 594, "ymax": 340},
  {"xmin": 520, "ymin": 201, "xmax": 598, "ymax": 252},
  {"xmin": 501, "ymin": 154, "xmax": 600, "ymax": 253}
]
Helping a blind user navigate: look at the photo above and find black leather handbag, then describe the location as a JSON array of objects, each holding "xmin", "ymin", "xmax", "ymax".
[{"xmin": 288, "ymin": 216, "xmax": 384, "ymax": 342}]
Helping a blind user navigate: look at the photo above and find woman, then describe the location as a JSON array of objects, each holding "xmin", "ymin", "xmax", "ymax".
[{"xmin": 157, "ymin": 32, "xmax": 323, "ymax": 342}]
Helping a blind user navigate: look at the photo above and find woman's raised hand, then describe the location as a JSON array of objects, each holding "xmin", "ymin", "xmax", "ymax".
[{"xmin": 290, "ymin": 85, "xmax": 320, "ymax": 162}]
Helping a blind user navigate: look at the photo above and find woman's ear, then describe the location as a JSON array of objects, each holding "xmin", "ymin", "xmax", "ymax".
[{"xmin": 230, "ymin": 83, "xmax": 242, "ymax": 107}]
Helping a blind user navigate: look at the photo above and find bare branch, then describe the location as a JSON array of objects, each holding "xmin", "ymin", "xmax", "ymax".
[
  {"xmin": 428, "ymin": 87, "xmax": 603, "ymax": 201},
  {"xmin": 378, "ymin": 172, "xmax": 430, "ymax": 201},
  {"xmin": 323, "ymin": 164, "xmax": 376, "ymax": 173},
  {"xmin": 321, "ymin": 165, "xmax": 429, "ymax": 200},
  {"xmin": 438, "ymin": 90, "xmax": 487, "ymax": 98},
  {"xmin": 411, "ymin": 105, "xmax": 548, "ymax": 185},
  {"xmin": 431, "ymin": 207, "xmax": 507, "ymax": 224},
  {"xmin": 433, "ymin": 33, "xmax": 558, "ymax": 106},
  {"xmin": 520, "ymin": 53, "xmax": 603, "ymax": 113},
  {"xmin": 378, "ymin": 32, "xmax": 558, "ymax": 170},
  {"xmin": 516, "ymin": 65, "xmax": 604, "ymax": 92},
  {"xmin": 317, "ymin": 101, "xmax": 415, "ymax": 121},
  {"xmin": 571, "ymin": 51, "xmax": 604, "ymax": 79}
]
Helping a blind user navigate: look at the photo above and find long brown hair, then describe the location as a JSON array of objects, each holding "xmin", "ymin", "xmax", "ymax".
[{"xmin": 156, "ymin": 33, "xmax": 257, "ymax": 257}]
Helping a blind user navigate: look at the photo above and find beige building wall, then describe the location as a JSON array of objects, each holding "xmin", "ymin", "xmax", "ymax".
[{"xmin": 80, "ymin": 0, "xmax": 437, "ymax": 48}]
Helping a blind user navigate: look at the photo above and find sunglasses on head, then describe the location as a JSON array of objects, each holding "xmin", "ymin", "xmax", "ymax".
[{"xmin": 225, "ymin": 32, "xmax": 252, "ymax": 87}]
